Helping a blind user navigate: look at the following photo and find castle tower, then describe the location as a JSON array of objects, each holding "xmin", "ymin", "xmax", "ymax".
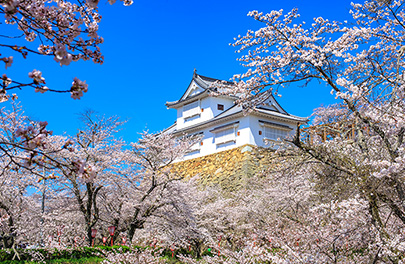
[{"xmin": 164, "ymin": 70, "xmax": 308, "ymax": 187}]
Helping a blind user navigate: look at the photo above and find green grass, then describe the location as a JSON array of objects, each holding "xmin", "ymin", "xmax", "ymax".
[{"xmin": 0, "ymin": 257, "xmax": 104, "ymax": 264}]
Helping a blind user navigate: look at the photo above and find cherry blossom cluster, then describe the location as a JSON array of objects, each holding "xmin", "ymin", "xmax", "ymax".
[
  {"xmin": 15, "ymin": 121, "xmax": 52, "ymax": 150},
  {"xmin": 70, "ymin": 77, "xmax": 88, "ymax": 99},
  {"xmin": 1, "ymin": 56, "xmax": 13, "ymax": 69},
  {"xmin": 0, "ymin": 0, "xmax": 133, "ymax": 97},
  {"xmin": 71, "ymin": 159, "xmax": 97, "ymax": 182}
]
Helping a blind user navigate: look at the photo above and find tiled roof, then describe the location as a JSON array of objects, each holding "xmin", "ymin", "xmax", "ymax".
[
  {"xmin": 168, "ymin": 103, "xmax": 308, "ymax": 136},
  {"xmin": 164, "ymin": 70, "xmax": 308, "ymax": 135},
  {"xmin": 256, "ymin": 108, "xmax": 308, "ymax": 122},
  {"xmin": 258, "ymin": 120, "xmax": 292, "ymax": 129},
  {"xmin": 209, "ymin": 121, "xmax": 240, "ymax": 133},
  {"xmin": 197, "ymin": 73, "xmax": 234, "ymax": 86},
  {"xmin": 166, "ymin": 71, "xmax": 234, "ymax": 108}
]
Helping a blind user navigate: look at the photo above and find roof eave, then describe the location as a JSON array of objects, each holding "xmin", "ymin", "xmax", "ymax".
[
  {"xmin": 166, "ymin": 90, "xmax": 210, "ymax": 109},
  {"xmin": 253, "ymin": 109, "xmax": 309, "ymax": 123},
  {"xmin": 173, "ymin": 111, "xmax": 244, "ymax": 135}
]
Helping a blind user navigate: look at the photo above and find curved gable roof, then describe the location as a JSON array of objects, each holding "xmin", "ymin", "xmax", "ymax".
[{"xmin": 166, "ymin": 70, "xmax": 234, "ymax": 109}]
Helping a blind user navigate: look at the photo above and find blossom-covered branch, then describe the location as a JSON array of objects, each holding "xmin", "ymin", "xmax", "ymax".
[{"xmin": 0, "ymin": 0, "xmax": 133, "ymax": 99}]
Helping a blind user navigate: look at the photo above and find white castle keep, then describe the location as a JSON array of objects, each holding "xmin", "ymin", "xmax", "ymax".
[{"xmin": 164, "ymin": 70, "xmax": 308, "ymax": 160}]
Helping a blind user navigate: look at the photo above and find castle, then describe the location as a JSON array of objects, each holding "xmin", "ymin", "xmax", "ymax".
[
  {"xmin": 164, "ymin": 70, "xmax": 308, "ymax": 160},
  {"xmin": 164, "ymin": 70, "xmax": 307, "ymax": 188}
]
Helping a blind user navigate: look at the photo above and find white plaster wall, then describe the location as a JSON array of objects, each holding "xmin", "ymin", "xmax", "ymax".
[
  {"xmin": 176, "ymin": 96, "xmax": 236, "ymax": 130},
  {"xmin": 176, "ymin": 108, "xmax": 183, "ymax": 128},
  {"xmin": 179, "ymin": 114, "xmax": 301, "ymax": 161},
  {"xmin": 176, "ymin": 100, "xmax": 302, "ymax": 160},
  {"xmin": 181, "ymin": 115, "xmax": 254, "ymax": 160},
  {"xmin": 200, "ymin": 97, "xmax": 212, "ymax": 120},
  {"xmin": 176, "ymin": 100, "xmax": 204, "ymax": 130},
  {"xmin": 248, "ymin": 115, "xmax": 298, "ymax": 148},
  {"xmin": 209, "ymin": 97, "xmax": 235, "ymax": 117}
]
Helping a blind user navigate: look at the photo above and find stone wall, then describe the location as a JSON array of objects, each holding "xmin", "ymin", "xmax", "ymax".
[{"xmin": 170, "ymin": 144, "xmax": 275, "ymax": 191}]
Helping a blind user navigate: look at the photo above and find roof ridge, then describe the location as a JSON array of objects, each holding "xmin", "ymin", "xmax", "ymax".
[{"xmin": 196, "ymin": 73, "xmax": 234, "ymax": 85}]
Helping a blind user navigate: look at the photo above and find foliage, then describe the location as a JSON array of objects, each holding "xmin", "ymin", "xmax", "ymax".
[
  {"xmin": 0, "ymin": 258, "xmax": 103, "ymax": 264},
  {"xmin": 101, "ymin": 248, "xmax": 165, "ymax": 264},
  {"xmin": 0, "ymin": 100, "xmax": 60, "ymax": 249},
  {"xmin": 0, "ymin": 247, "xmax": 104, "ymax": 262}
]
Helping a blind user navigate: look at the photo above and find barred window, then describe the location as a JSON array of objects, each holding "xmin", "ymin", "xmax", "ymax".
[
  {"xmin": 264, "ymin": 127, "xmax": 287, "ymax": 141},
  {"xmin": 183, "ymin": 100, "xmax": 200, "ymax": 118},
  {"xmin": 215, "ymin": 127, "xmax": 235, "ymax": 144}
]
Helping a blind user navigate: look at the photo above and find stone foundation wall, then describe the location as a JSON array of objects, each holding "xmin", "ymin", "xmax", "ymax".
[{"xmin": 170, "ymin": 145, "xmax": 275, "ymax": 191}]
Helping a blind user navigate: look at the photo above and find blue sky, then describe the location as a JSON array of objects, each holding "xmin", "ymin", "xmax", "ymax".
[{"xmin": 3, "ymin": 0, "xmax": 354, "ymax": 143}]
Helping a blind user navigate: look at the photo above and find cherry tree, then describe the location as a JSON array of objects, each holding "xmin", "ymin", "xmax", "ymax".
[
  {"xmin": 0, "ymin": 100, "xmax": 56, "ymax": 174},
  {"xmin": 0, "ymin": 167, "xmax": 40, "ymax": 249},
  {"xmin": 248, "ymin": 165, "xmax": 378, "ymax": 263},
  {"xmin": 0, "ymin": 100, "xmax": 68, "ymax": 250},
  {"xmin": 177, "ymin": 166, "xmax": 387, "ymax": 263},
  {"xmin": 133, "ymin": 177, "xmax": 214, "ymax": 258},
  {"xmin": 0, "ymin": 111, "xmax": 203, "ymax": 249},
  {"xmin": 46, "ymin": 111, "xmax": 127, "ymax": 246},
  {"xmin": 99, "ymin": 131, "xmax": 200, "ymax": 244},
  {"xmin": 216, "ymin": 0, "xmax": 405, "ymax": 261},
  {"xmin": 0, "ymin": 0, "xmax": 133, "ymax": 100}
]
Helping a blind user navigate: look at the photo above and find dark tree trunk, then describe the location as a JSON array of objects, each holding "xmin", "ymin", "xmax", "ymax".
[
  {"xmin": 0, "ymin": 203, "xmax": 15, "ymax": 249},
  {"xmin": 2, "ymin": 234, "xmax": 14, "ymax": 249},
  {"xmin": 193, "ymin": 240, "xmax": 203, "ymax": 259},
  {"xmin": 87, "ymin": 226, "xmax": 93, "ymax": 247},
  {"xmin": 127, "ymin": 219, "xmax": 145, "ymax": 242}
]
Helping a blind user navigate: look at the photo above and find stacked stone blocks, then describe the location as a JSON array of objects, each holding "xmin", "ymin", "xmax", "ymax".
[{"xmin": 170, "ymin": 144, "xmax": 275, "ymax": 191}]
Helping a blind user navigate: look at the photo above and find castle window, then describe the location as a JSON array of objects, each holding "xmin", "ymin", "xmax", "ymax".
[
  {"xmin": 183, "ymin": 100, "xmax": 200, "ymax": 118},
  {"xmin": 184, "ymin": 149, "xmax": 200, "ymax": 157},
  {"xmin": 183, "ymin": 132, "xmax": 203, "ymax": 157},
  {"xmin": 215, "ymin": 127, "xmax": 235, "ymax": 144},
  {"xmin": 263, "ymin": 127, "xmax": 287, "ymax": 141},
  {"xmin": 259, "ymin": 120, "xmax": 291, "ymax": 141},
  {"xmin": 184, "ymin": 114, "xmax": 200, "ymax": 122},
  {"xmin": 210, "ymin": 122, "xmax": 239, "ymax": 145},
  {"xmin": 217, "ymin": 104, "xmax": 224, "ymax": 110}
]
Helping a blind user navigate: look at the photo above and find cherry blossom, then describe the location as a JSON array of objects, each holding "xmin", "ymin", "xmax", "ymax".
[
  {"xmin": 211, "ymin": 0, "xmax": 405, "ymax": 261},
  {"xmin": 70, "ymin": 77, "xmax": 88, "ymax": 99},
  {"xmin": 0, "ymin": 0, "xmax": 133, "ymax": 98}
]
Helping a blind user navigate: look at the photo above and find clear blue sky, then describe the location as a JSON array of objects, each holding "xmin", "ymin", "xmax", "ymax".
[{"xmin": 3, "ymin": 0, "xmax": 354, "ymax": 143}]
